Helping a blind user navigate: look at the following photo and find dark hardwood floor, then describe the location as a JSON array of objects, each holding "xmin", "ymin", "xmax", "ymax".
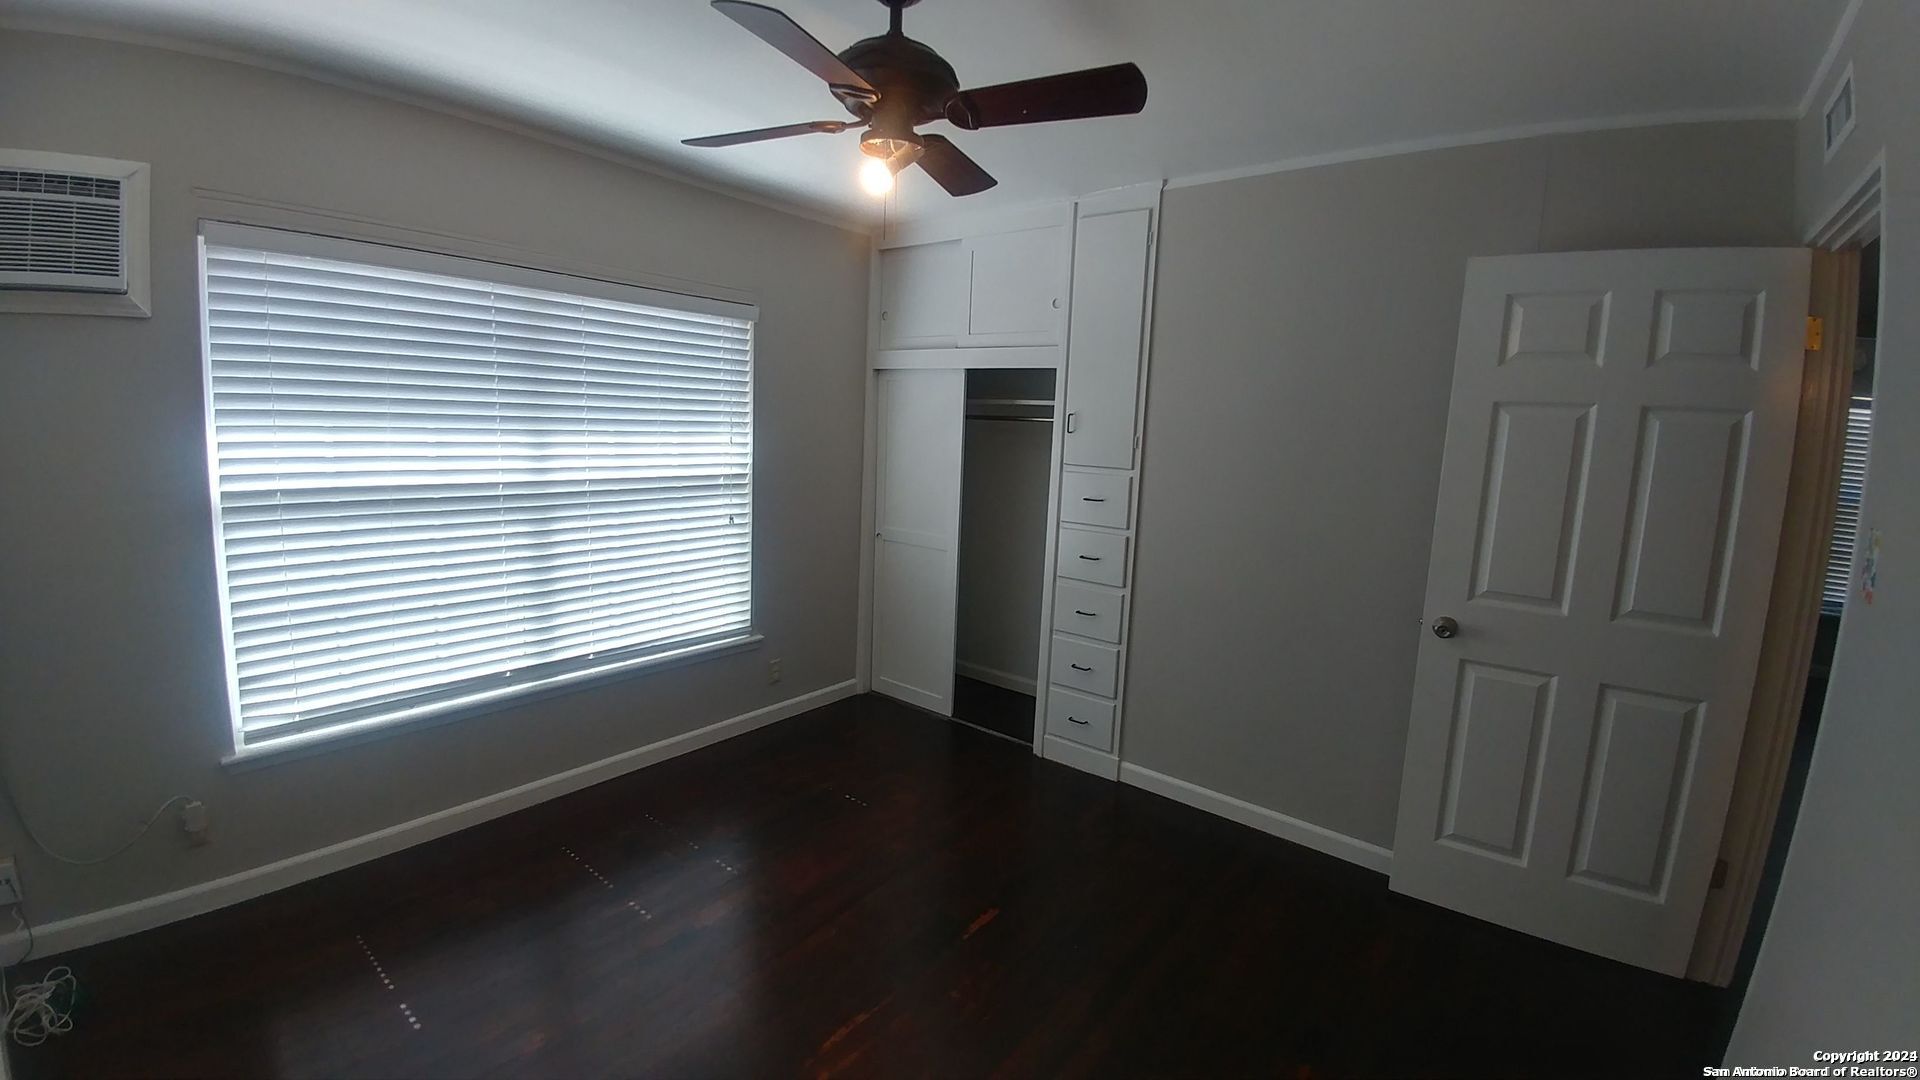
[
  {"xmin": 951, "ymin": 675, "xmax": 1036, "ymax": 743},
  {"xmin": 7, "ymin": 693, "xmax": 1728, "ymax": 1078}
]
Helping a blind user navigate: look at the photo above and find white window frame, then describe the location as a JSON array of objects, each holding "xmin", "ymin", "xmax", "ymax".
[{"xmin": 198, "ymin": 221, "xmax": 760, "ymax": 763}]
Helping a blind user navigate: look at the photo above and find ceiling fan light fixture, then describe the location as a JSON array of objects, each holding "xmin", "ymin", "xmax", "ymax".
[
  {"xmin": 858, "ymin": 141, "xmax": 924, "ymax": 196},
  {"xmin": 858, "ymin": 156, "xmax": 896, "ymax": 196},
  {"xmin": 858, "ymin": 129, "xmax": 921, "ymax": 159}
]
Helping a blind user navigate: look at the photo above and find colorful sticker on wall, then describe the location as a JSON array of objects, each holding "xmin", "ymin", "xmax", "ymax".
[{"xmin": 1861, "ymin": 528, "xmax": 1880, "ymax": 605}]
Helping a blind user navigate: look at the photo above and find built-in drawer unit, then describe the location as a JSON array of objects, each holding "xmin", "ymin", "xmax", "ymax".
[
  {"xmin": 1057, "ymin": 526, "xmax": 1128, "ymax": 587},
  {"xmin": 1053, "ymin": 580, "xmax": 1124, "ymax": 643},
  {"xmin": 1045, "ymin": 686, "xmax": 1116, "ymax": 752},
  {"xmin": 1050, "ymin": 634, "xmax": 1120, "ymax": 697},
  {"xmin": 1060, "ymin": 470, "xmax": 1132, "ymax": 528}
]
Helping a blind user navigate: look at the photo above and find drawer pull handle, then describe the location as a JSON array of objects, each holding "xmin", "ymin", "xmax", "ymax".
[
  {"xmin": 1074, "ymin": 609, "xmax": 1097, "ymax": 617},
  {"xmin": 1070, "ymin": 663, "xmax": 1093, "ymax": 671},
  {"xmin": 1067, "ymin": 715, "xmax": 1088, "ymax": 725},
  {"xmin": 1081, "ymin": 497, "xmax": 1107, "ymax": 502},
  {"xmin": 1077, "ymin": 554, "xmax": 1101, "ymax": 561}
]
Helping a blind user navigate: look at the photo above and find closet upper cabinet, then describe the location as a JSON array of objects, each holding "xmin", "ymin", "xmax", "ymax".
[
  {"xmin": 961, "ymin": 225, "xmax": 1067, "ymax": 346},
  {"xmin": 878, "ymin": 240, "xmax": 967, "ymax": 349},
  {"xmin": 876, "ymin": 225, "xmax": 1068, "ymax": 351},
  {"xmin": 1062, "ymin": 209, "xmax": 1152, "ymax": 469}
]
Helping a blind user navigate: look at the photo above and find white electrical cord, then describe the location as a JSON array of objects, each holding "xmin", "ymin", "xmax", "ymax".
[{"xmin": 0, "ymin": 777, "xmax": 193, "ymax": 866}]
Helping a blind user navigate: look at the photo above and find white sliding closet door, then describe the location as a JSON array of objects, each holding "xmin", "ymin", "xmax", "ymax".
[{"xmin": 872, "ymin": 368, "xmax": 965, "ymax": 714}]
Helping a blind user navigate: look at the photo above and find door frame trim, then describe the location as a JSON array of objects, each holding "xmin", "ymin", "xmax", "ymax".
[{"xmin": 1688, "ymin": 160, "xmax": 1883, "ymax": 985}]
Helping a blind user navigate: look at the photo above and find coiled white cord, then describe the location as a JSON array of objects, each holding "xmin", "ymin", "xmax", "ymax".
[
  {"xmin": 2, "ymin": 963, "xmax": 75, "ymax": 1047},
  {"xmin": 3, "ymin": 908, "xmax": 74, "ymax": 1047}
]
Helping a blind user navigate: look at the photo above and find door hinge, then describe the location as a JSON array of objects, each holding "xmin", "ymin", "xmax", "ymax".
[
  {"xmin": 1710, "ymin": 857, "xmax": 1729, "ymax": 889},
  {"xmin": 1806, "ymin": 316, "xmax": 1824, "ymax": 351}
]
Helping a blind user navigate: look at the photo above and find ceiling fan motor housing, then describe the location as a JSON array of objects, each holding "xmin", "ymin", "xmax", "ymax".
[{"xmin": 834, "ymin": 32, "xmax": 959, "ymax": 151}]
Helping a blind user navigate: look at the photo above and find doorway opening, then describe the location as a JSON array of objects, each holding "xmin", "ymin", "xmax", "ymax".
[{"xmin": 1731, "ymin": 237, "xmax": 1880, "ymax": 986}]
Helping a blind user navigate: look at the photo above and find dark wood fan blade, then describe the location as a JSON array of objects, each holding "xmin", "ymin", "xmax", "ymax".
[
  {"xmin": 711, "ymin": 1, "xmax": 873, "ymax": 91},
  {"xmin": 683, "ymin": 120, "xmax": 851, "ymax": 147},
  {"xmin": 944, "ymin": 62, "xmax": 1147, "ymax": 130},
  {"xmin": 916, "ymin": 134, "xmax": 997, "ymax": 196}
]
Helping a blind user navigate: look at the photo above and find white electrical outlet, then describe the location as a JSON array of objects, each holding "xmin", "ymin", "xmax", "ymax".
[
  {"xmin": 0, "ymin": 855, "xmax": 21, "ymax": 906},
  {"xmin": 767, "ymin": 657, "xmax": 782, "ymax": 684},
  {"xmin": 180, "ymin": 800, "xmax": 211, "ymax": 846}
]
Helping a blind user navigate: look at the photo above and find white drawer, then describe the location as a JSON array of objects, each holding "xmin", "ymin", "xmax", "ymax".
[
  {"xmin": 1053, "ymin": 580, "xmax": 1124, "ymax": 643},
  {"xmin": 1050, "ymin": 634, "xmax": 1120, "ymax": 697},
  {"xmin": 1058, "ymin": 526, "xmax": 1128, "ymax": 586},
  {"xmin": 1045, "ymin": 687, "xmax": 1115, "ymax": 752},
  {"xmin": 1060, "ymin": 470, "xmax": 1132, "ymax": 528}
]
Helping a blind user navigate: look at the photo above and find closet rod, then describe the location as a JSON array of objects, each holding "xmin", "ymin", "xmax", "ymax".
[{"xmin": 964, "ymin": 414, "xmax": 1054, "ymax": 423}]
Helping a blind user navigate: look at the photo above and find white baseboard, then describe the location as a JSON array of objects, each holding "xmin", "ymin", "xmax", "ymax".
[
  {"xmin": 955, "ymin": 661, "xmax": 1037, "ymax": 697},
  {"xmin": 1041, "ymin": 733, "xmax": 1122, "ymax": 780},
  {"xmin": 1, "ymin": 680, "xmax": 858, "ymax": 960},
  {"xmin": 1119, "ymin": 763, "xmax": 1394, "ymax": 874}
]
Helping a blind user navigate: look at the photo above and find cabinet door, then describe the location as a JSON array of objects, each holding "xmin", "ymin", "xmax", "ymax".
[
  {"xmin": 1062, "ymin": 209, "xmax": 1151, "ymax": 467},
  {"xmin": 871, "ymin": 369, "xmax": 964, "ymax": 714},
  {"xmin": 878, "ymin": 240, "xmax": 966, "ymax": 349},
  {"xmin": 962, "ymin": 225, "xmax": 1067, "ymax": 346}
]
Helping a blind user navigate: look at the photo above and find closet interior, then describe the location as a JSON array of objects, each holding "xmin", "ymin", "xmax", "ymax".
[{"xmin": 954, "ymin": 368, "xmax": 1057, "ymax": 742}]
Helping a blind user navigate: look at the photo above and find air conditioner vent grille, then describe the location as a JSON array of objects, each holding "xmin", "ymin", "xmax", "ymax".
[
  {"xmin": 0, "ymin": 169, "xmax": 122, "ymax": 199},
  {"xmin": 0, "ymin": 167, "xmax": 126, "ymax": 289}
]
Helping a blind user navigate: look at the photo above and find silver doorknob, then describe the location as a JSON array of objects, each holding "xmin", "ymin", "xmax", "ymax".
[{"xmin": 1431, "ymin": 616, "xmax": 1460, "ymax": 639}]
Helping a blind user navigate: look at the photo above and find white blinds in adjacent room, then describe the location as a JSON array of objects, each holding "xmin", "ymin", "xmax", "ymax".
[
  {"xmin": 200, "ymin": 224, "xmax": 756, "ymax": 753},
  {"xmin": 1821, "ymin": 395, "xmax": 1873, "ymax": 614}
]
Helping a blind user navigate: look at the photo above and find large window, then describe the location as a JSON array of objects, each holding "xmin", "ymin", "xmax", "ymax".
[{"xmin": 200, "ymin": 224, "xmax": 755, "ymax": 756}]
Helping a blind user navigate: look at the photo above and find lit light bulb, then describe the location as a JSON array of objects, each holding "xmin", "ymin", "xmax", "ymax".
[{"xmin": 859, "ymin": 156, "xmax": 895, "ymax": 197}]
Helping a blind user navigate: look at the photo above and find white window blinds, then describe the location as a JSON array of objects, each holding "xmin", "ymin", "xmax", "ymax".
[
  {"xmin": 200, "ymin": 224, "xmax": 755, "ymax": 754},
  {"xmin": 1821, "ymin": 395, "xmax": 1873, "ymax": 614}
]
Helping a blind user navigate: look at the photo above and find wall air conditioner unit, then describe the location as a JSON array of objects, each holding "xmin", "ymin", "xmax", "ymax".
[{"xmin": 0, "ymin": 149, "xmax": 151, "ymax": 317}]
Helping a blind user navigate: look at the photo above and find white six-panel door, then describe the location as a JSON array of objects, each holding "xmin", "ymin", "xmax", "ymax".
[
  {"xmin": 1389, "ymin": 249, "xmax": 1810, "ymax": 975},
  {"xmin": 871, "ymin": 368, "xmax": 965, "ymax": 714}
]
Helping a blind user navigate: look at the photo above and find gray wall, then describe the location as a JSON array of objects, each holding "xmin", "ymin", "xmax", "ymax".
[
  {"xmin": 956, "ymin": 418, "xmax": 1051, "ymax": 686},
  {"xmin": 1123, "ymin": 120, "xmax": 1799, "ymax": 847},
  {"xmin": 0, "ymin": 32, "xmax": 869, "ymax": 927},
  {"xmin": 1731, "ymin": 0, "xmax": 1920, "ymax": 1057}
]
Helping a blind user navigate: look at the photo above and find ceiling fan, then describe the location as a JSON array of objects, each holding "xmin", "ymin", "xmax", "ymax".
[{"xmin": 683, "ymin": 0, "xmax": 1148, "ymax": 197}]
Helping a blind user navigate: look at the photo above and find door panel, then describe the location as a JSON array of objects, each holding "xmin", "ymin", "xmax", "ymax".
[
  {"xmin": 1062, "ymin": 209, "xmax": 1151, "ymax": 468},
  {"xmin": 1438, "ymin": 663, "xmax": 1554, "ymax": 861},
  {"xmin": 871, "ymin": 369, "xmax": 963, "ymax": 713},
  {"xmin": 1569, "ymin": 687, "xmax": 1702, "ymax": 896},
  {"xmin": 1391, "ymin": 248, "xmax": 1810, "ymax": 976},
  {"xmin": 878, "ymin": 241, "xmax": 966, "ymax": 349},
  {"xmin": 1613, "ymin": 408, "xmax": 1748, "ymax": 630},
  {"xmin": 1472, "ymin": 403, "xmax": 1593, "ymax": 611},
  {"xmin": 963, "ymin": 225, "xmax": 1066, "ymax": 346}
]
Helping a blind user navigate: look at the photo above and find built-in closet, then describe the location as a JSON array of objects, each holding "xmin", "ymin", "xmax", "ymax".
[{"xmin": 864, "ymin": 186, "xmax": 1160, "ymax": 778}]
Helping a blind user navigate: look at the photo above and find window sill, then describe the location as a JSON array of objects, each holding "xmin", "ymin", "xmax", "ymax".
[{"xmin": 221, "ymin": 633, "xmax": 763, "ymax": 772}]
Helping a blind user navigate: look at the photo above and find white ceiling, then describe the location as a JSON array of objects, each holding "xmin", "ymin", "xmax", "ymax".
[{"xmin": 1, "ymin": 0, "xmax": 1850, "ymax": 224}]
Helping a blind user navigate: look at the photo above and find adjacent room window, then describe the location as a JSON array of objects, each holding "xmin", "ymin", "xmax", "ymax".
[
  {"xmin": 1820, "ymin": 394, "xmax": 1873, "ymax": 614},
  {"xmin": 200, "ymin": 223, "xmax": 756, "ymax": 756}
]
